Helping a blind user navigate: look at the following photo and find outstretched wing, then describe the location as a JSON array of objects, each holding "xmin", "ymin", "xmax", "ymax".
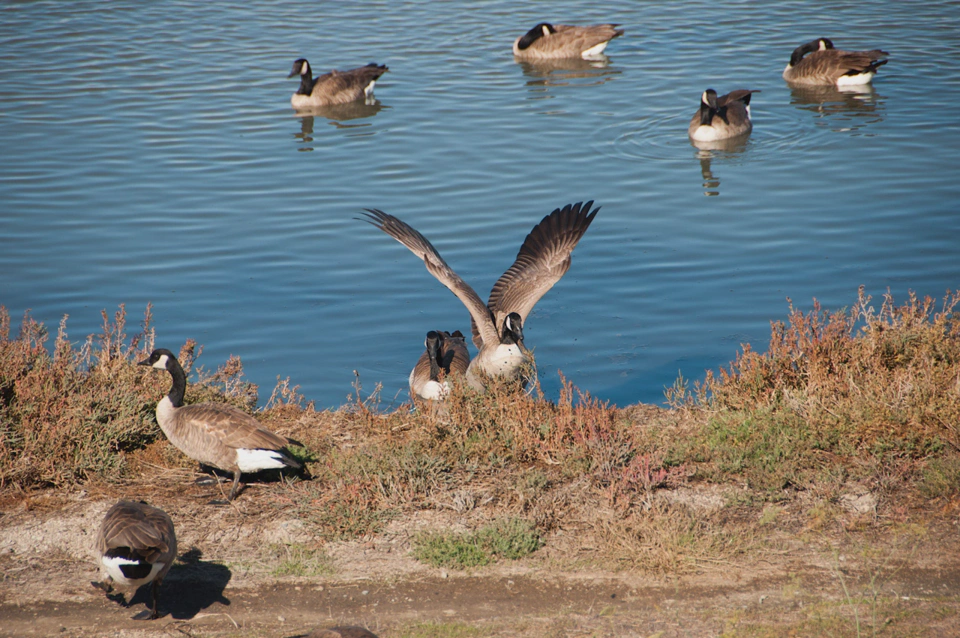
[
  {"xmin": 472, "ymin": 201, "xmax": 598, "ymax": 347},
  {"xmin": 360, "ymin": 209, "xmax": 500, "ymax": 348}
]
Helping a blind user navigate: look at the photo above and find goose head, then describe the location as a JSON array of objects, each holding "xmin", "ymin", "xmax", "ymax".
[
  {"xmin": 502, "ymin": 312, "xmax": 525, "ymax": 347},
  {"xmin": 516, "ymin": 22, "xmax": 557, "ymax": 50},
  {"xmin": 288, "ymin": 58, "xmax": 311, "ymax": 79},
  {"xmin": 138, "ymin": 348, "xmax": 177, "ymax": 371},
  {"xmin": 699, "ymin": 88, "xmax": 719, "ymax": 125}
]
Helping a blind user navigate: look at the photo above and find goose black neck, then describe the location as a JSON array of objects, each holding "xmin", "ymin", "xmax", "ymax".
[
  {"xmin": 296, "ymin": 73, "xmax": 315, "ymax": 96},
  {"xmin": 166, "ymin": 359, "xmax": 186, "ymax": 408},
  {"xmin": 699, "ymin": 102, "xmax": 715, "ymax": 126},
  {"xmin": 428, "ymin": 342, "xmax": 442, "ymax": 379}
]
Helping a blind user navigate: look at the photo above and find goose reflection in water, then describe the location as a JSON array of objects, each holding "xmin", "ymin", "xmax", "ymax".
[
  {"xmin": 689, "ymin": 135, "xmax": 751, "ymax": 197},
  {"xmin": 517, "ymin": 56, "xmax": 622, "ymax": 90},
  {"xmin": 789, "ymin": 84, "xmax": 884, "ymax": 133},
  {"xmin": 292, "ymin": 102, "xmax": 386, "ymax": 150}
]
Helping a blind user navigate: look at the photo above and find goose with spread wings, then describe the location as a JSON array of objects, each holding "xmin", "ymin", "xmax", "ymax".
[{"xmin": 361, "ymin": 201, "xmax": 599, "ymax": 390}]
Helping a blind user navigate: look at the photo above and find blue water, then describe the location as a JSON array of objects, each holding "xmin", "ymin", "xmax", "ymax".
[{"xmin": 1, "ymin": 1, "xmax": 958, "ymax": 409}]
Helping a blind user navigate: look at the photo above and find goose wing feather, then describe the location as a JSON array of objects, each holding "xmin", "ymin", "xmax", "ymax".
[
  {"xmin": 176, "ymin": 403, "xmax": 293, "ymax": 453},
  {"xmin": 361, "ymin": 210, "xmax": 501, "ymax": 348},
  {"xmin": 473, "ymin": 201, "xmax": 598, "ymax": 346},
  {"xmin": 99, "ymin": 501, "xmax": 175, "ymax": 565}
]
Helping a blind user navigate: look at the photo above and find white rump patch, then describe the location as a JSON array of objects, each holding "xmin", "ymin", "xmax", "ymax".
[
  {"xmin": 581, "ymin": 42, "xmax": 609, "ymax": 59},
  {"xmin": 236, "ymin": 448, "xmax": 288, "ymax": 472},
  {"xmin": 837, "ymin": 71, "xmax": 874, "ymax": 86},
  {"xmin": 420, "ymin": 380, "xmax": 449, "ymax": 401},
  {"xmin": 101, "ymin": 556, "xmax": 163, "ymax": 588},
  {"xmin": 690, "ymin": 125, "xmax": 721, "ymax": 142},
  {"xmin": 364, "ymin": 80, "xmax": 376, "ymax": 97}
]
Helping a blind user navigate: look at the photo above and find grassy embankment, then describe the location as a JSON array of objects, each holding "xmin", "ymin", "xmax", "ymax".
[{"xmin": 2, "ymin": 289, "xmax": 960, "ymax": 632}]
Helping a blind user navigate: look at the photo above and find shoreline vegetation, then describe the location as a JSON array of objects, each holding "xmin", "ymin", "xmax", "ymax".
[{"xmin": 2, "ymin": 287, "xmax": 960, "ymax": 634}]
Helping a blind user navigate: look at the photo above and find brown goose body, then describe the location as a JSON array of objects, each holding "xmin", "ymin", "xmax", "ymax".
[
  {"xmin": 94, "ymin": 500, "xmax": 177, "ymax": 620},
  {"xmin": 409, "ymin": 330, "xmax": 470, "ymax": 400},
  {"xmin": 361, "ymin": 201, "xmax": 598, "ymax": 391},
  {"xmin": 140, "ymin": 348, "xmax": 301, "ymax": 501},
  {"xmin": 289, "ymin": 58, "xmax": 388, "ymax": 108},
  {"xmin": 783, "ymin": 38, "xmax": 889, "ymax": 86},
  {"xmin": 513, "ymin": 23, "xmax": 624, "ymax": 60},
  {"xmin": 688, "ymin": 89, "xmax": 759, "ymax": 142}
]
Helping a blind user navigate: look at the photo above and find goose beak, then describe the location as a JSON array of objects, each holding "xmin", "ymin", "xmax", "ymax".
[{"xmin": 137, "ymin": 357, "xmax": 150, "ymax": 366}]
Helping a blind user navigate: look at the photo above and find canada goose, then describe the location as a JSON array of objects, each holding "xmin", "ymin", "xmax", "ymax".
[
  {"xmin": 688, "ymin": 89, "xmax": 759, "ymax": 142},
  {"xmin": 139, "ymin": 348, "xmax": 301, "ymax": 501},
  {"xmin": 288, "ymin": 58, "xmax": 388, "ymax": 109},
  {"xmin": 93, "ymin": 500, "xmax": 177, "ymax": 620},
  {"xmin": 361, "ymin": 201, "xmax": 599, "ymax": 390},
  {"xmin": 409, "ymin": 330, "xmax": 470, "ymax": 400},
  {"xmin": 783, "ymin": 38, "xmax": 889, "ymax": 86},
  {"xmin": 513, "ymin": 23, "xmax": 624, "ymax": 60}
]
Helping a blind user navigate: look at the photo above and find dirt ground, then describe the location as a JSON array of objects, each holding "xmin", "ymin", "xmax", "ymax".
[{"xmin": 3, "ymin": 473, "xmax": 960, "ymax": 638}]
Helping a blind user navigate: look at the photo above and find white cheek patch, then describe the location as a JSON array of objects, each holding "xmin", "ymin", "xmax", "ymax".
[
  {"xmin": 152, "ymin": 354, "xmax": 169, "ymax": 369},
  {"xmin": 542, "ymin": 25, "xmax": 550, "ymax": 37},
  {"xmin": 235, "ymin": 448, "xmax": 288, "ymax": 472}
]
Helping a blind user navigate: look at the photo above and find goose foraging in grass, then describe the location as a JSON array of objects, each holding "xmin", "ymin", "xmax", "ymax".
[
  {"xmin": 139, "ymin": 348, "xmax": 301, "ymax": 501},
  {"xmin": 93, "ymin": 500, "xmax": 176, "ymax": 620},
  {"xmin": 409, "ymin": 330, "xmax": 470, "ymax": 400}
]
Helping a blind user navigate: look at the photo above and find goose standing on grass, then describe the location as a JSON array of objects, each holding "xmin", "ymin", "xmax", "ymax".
[
  {"xmin": 783, "ymin": 38, "xmax": 889, "ymax": 86},
  {"xmin": 139, "ymin": 348, "xmax": 301, "ymax": 502},
  {"xmin": 688, "ymin": 88, "xmax": 759, "ymax": 142},
  {"xmin": 513, "ymin": 23, "xmax": 624, "ymax": 60},
  {"xmin": 409, "ymin": 330, "xmax": 470, "ymax": 400},
  {"xmin": 92, "ymin": 500, "xmax": 176, "ymax": 620},
  {"xmin": 361, "ymin": 201, "xmax": 599, "ymax": 391},
  {"xmin": 288, "ymin": 58, "xmax": 388, "ymax": 108}
]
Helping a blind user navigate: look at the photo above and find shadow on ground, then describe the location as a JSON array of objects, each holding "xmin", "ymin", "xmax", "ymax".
[{"xmin": 123, "ymin": 548, "xmax": 231, "ymax": 619}]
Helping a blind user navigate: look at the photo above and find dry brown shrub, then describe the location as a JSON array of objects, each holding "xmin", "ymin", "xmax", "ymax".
[
  {"xmin": 678, "ymin": 287, "xmax": 960, "ymax": 455},
  {"xmin": 0, "ymin": 305, "xmax": 264, "ymax": 490}
]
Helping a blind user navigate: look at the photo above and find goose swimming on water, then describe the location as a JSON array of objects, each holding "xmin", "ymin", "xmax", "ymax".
[
  {"xmin": 361, "ymin": 201, "xmax": 599, "ymax": 391},
  {"xmin": 513, "ymin": 23, "xmax": 624, "ymax": 60},
  {"xmin": 688, "ymin": 88, "xmax": 759, "ymax": 142},
  {"xmin": 140, "ymin": 348, "xmax": 301, "ymax": 501},
  {"xmin": 288, "ymin": 58, "xmax": 388, "ymax": 108},
  {"xmin": 783, "ymin": 38, "xmax": 889, "ymax": 86}
]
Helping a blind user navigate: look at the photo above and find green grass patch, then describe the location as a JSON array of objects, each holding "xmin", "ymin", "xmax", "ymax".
[
  {"xmin": 267, "ymin": 543, "xmax": 334, "ymax": 578},
  {"xmin": 412, "ymin": 518, "xmax": 543, "ymax": 569}
]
